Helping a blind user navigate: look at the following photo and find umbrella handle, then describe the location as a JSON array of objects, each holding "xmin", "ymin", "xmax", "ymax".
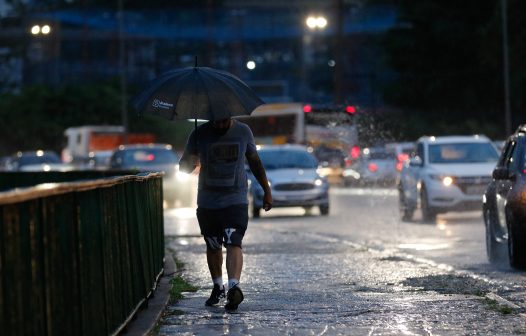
[{"xmin": 194, "ymin": 117, "xmax": 198, "ymax": 153}]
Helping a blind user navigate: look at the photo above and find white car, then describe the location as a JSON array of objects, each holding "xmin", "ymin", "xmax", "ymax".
[
  {"xmin": 248, "ymin": 144, "xmax": 330, "ymax": 217},
  {"xmin": 398, "ymin": 135, "xmax": 499, "ymax": 222}
]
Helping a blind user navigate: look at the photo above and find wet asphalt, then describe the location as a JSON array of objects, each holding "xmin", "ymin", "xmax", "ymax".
[{"xmin": 154, "ymin": 190, "xmax": 526, "ymax": 336}]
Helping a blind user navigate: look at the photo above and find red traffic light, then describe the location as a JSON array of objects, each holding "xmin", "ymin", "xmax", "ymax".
[{"xmin": 303, "ymin": 104, "xmax": 312, "ymax": 113}]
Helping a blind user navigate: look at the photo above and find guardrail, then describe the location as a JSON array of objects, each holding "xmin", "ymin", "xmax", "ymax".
[{"xmin": 0, "ymin": 172, "xmax": 165, "ymax": 336}]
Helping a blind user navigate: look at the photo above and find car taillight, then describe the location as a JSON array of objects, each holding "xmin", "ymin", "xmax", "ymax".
[
  {"xmin": 368, "ymin": 163, "xmax": 378, "ymax": 172},
  {"xmin": 397, "ymin": 153, "xmax": 409, "ymax": 163},
  {"xmin": 350, "ymin": 146, "xmax": 360, "ymax": 159}
]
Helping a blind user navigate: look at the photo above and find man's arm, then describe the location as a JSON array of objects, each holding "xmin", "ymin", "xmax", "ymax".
[{"xmin": 246, "ymin": 151, "xmax": 272, "ymax": 211}]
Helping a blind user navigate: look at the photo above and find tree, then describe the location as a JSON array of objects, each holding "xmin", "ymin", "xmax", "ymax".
[{"xmin": 369, "ymin": 0, "xmax": 526, "ymax": 139}]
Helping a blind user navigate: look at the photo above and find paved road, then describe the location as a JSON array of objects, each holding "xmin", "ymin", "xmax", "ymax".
[{"xmin": 156, "ymin": 187, "xmax": 526, "ymax": 335}]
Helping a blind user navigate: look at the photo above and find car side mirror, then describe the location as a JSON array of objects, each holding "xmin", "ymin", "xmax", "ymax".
[
  {"xmin": 409, "ymin": 157, "xmax": 422, "ymax": 167},
  {"xmin": 492, "ymin": 167, "xmax": 510, "ymax": 180}
]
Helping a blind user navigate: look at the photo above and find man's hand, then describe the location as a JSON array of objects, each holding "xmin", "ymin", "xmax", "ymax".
[
  {"xmin": 179, "ymin": 152, "xmax": 199, "ymax": 174},
  {"xmin": 247, "ymin": 151, "xmax": 272, "ymax": 212},
  {"xmin": 263, "ymin": 192, "xmax": 272, "ymax": 211}
]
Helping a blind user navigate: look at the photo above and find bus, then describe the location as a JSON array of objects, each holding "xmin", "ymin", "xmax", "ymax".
[
  {"xmin": 303, "ymin": 104, "xmax": 358, "ymax": 153},
  {"xmin": 303, "ymin": 104, "xmax": 360, "ymax": 185},
  {"xmin": 237, "ymin": 102, "xmax": 359, "ymax": 151},
  {"xmin": 236, "ymin": 103, "xmax": 305, "ymax": 145}
]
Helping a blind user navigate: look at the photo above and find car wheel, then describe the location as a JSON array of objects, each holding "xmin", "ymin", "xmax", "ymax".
[
  {"xmin": 319, "ymin": 204, "xmax": 329, "ymax": 215},
  {"xmin": 420, "ymin": 186, "xmax": 437, "ymax": 223},
  {"xmin": 484, "ymin": 207, "xmax": 506, "ymax": 263},
  {"xmin": 398, "ymin": 187, "xmax": 414, "ymax": 221},
  {"xmin": 507, "ymin": 210, "xmax": 526, "ymax": 269}
]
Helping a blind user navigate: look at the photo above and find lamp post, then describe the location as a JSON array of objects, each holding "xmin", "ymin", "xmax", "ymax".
[
  {"xmin": 118, "ymin": 0, "xmax": 128, "ymax": 143},
  {"xmin": 501, "ymin": 0, "xmax": 512, "ymax": 135},
  {"xmin": 301, "ymin": 14, "xmax": 327, "ymax": 102}
]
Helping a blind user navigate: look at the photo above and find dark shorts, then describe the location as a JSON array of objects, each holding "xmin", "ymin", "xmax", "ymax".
[{"xmin": 196, "ymin": 204, "xmax": 248, "ymax": 250}]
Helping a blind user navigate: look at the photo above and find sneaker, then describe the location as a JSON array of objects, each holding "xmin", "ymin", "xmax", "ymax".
[
  {"xmin": 225, "ymin": 284, "xmax": 244, "ymax": 311},
  {"xmin": 205, "ymin": 284, "xmax": 225, "ymax": 306}
]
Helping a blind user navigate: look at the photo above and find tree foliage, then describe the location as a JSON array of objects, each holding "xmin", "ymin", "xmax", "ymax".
[
  {"xmin": 369, "ymin": 0, "xmax": 526, "ymax": 139},
  {"xmin": 0, "ymin": 82, "xmax": 194, "ymax": 156}
]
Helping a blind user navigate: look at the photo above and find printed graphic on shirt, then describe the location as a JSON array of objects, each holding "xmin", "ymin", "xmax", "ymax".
[{"xmin": 205, "ymin": 142, "xmax": 240, "ymax": 188}]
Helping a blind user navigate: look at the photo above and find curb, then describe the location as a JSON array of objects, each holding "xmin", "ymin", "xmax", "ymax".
[
  {"xmin": 123, "ymin": 251, "xmax": 176, "ymax": 336},
  {"xmin": 485, "ymin": 292, "xmax": 521, "ymax": 310}
]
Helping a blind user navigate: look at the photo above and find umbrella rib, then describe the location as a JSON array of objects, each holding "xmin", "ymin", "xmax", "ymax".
[
  {"xmin": 170, "ymin": 70, "xmax": 195, "ymax": 120},
  {"xmin": 208, "ymin": 71, "xmax": 252, "ymax": 116},
  {"xmin": 195, "ymin": 69, "xmax": 213, "ymax": 120}
]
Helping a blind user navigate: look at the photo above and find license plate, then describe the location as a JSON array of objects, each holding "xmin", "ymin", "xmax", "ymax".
[
  {"xmin": 465, "ymin": 185, "xmax": 487, "ymax": 195},
  {"xmin": 275, "ymin": 194, "xmax": 312, "ymax": 201}
]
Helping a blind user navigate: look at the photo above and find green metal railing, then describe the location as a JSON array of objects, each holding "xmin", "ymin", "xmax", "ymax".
[{"xmin": 0, "ymin": 172, "xmax": 165, "ymax": 336}]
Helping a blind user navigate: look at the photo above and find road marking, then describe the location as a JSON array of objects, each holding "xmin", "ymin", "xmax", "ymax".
[{"xmin": 331, "ymin": 187, "xmax": 397, "ymax": 197}]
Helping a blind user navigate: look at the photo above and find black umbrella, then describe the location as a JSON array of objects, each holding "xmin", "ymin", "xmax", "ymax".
[{"xmin": 132, "ymin": 65, "xmax": 265, "ymax": 122}]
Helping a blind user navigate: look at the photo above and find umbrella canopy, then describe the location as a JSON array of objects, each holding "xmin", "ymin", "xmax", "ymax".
[{"xmin": 132, "ymin": 66, "xmax": 265, "ymax": 121}]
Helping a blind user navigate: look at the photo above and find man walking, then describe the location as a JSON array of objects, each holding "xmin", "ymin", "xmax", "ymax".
[{"xmin": 179, "ymin": 117, "xmax": 272, "ymax": 311}]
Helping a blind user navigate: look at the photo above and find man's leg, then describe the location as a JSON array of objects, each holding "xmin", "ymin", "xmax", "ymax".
[
  {"xmin": 197, "ymin": 207, "xmax": 226, "ymax": 306},
  {"xmin": 207, "ymin": 248, "xmax": 223, "ymax": 279},
  {"xmin": 226, "ymin": 245, "xmax": 243, "ymax": 281},
  {"xmin": 225, "ymin": 245, "xmax": 244, "ymax": 310}
]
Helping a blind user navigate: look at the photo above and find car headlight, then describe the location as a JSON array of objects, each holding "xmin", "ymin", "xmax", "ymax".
[
  {"xmin": 176, "ymin": 170, "xmax": 190, "ymax": 182},
  {"xmin": 175, "ymin": 164, "xmax": 190, "ymax": 182},
  {"xmin": 429, "ymin": 174, "xmax": 454, "ymax": 187},
  {"xmin": 314, "ymin": 178, "xmax": 323, "ymax": 186}
]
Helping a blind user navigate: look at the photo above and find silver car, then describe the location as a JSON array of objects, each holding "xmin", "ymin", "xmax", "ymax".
[
  {"xmin": 109, "ymin": 144, "xmax": 194, "ymax": 207},
  {"xmin": 248, "ymin": 144, "xmax": 330, "ymax": 217},
  {"xmin": 343, "ymin": 146, "xmax": 397, "ymax": 187}
]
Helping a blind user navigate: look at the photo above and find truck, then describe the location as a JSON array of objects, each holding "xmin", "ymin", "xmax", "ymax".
[{"xmin": 62, "ymin": 125, "xmax": 156, "ymax": 166}]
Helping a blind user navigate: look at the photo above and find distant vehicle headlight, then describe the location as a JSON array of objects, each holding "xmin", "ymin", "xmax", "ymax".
[
  {"xmin": 176, "ymin": 171, "xmax": 189, "ymax": 182},
  {"xmin": 429, "ymin": 174, "xmax": 454, "ymax": 187},
  {"xmin": 314, "ymin": 178, "xmax": 323, "ymax": 186},
  {"xmin": 175, "ymin": 164, "xmax": 190, "ymax": 182}
]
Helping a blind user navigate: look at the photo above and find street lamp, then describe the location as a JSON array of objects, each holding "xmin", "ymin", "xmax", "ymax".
[
  {"xmin": 306, "ymin": 16, "xmax": 327, "ymax": 30},
  {"xmin": 501, "ymin": 0, "xmax": 512, "ymax": 135},
  {"xmin": 30, "ymin": 24, "xmax": 51, "ymax": 35},
  {"xmin": 302, "ymin": 15, "xmax": 328, "ymax": 101}
]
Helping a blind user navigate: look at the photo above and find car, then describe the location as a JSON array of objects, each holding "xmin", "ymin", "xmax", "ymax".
[
  {"xmin": 86, "ymin": 150, "xmax": 113, "ymax": 170},
  {"xmin": 312, "ymin": 145, "xmax": 347, "ymax": 185},
  {"xmin": 399, "ymin": 135, "xmax": 499, "ymax": 222},
  {"xmin": 247, "ymin": 144, "xmax": 330, "ymax": 217},
  {"xmin": 5, "ymin": 150, "xmax": 75, "ymax": 172},
  {"xmin": 109, "ymin": 144, "xmax": 194, "ymax": 207},
  {"xmin": 343, "ymin": 146, "xmax": 397, "ymax": 187},
  {"xmin": 483, "ymin": 125, "xmax": 526, "ymax": 269},
  {"xmin": 386, "ymin": 141, "xmax": 415, "ymax": 173}
]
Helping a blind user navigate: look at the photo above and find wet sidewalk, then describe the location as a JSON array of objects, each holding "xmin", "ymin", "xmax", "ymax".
[{"xmin": 156, "ymin": 208, "xmax": 526, "ymax": 335}]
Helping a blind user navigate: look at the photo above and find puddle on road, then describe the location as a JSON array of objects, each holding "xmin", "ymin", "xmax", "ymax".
[{"xmin": 401, "ymin": 274, "xmax": 490, "ymax": 296}]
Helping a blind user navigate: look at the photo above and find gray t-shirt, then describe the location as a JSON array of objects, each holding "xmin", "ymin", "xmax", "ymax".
[{"xmin": 183, "ymin": 120, "xmax": 257, "ymax": 209}]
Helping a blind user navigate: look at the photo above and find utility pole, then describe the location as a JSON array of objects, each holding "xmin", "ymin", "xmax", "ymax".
[
  {"xmin": 501, "ymin": 0, "xmax": 512, "ymax": 135},
  {"xmin": 118, "ymin": 0, "xmax": 128, "ymax": 143},
  {"xmin": 333, "ymin": 0, "xmax": 344, "ymax": 105}
]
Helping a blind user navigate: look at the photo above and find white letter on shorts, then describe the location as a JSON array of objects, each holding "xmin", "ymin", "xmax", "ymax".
[{"xmin": 224, "ymin": 228, "xmax": 236, "ymax": 244}]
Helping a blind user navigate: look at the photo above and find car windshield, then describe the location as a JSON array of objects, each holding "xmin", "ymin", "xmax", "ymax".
[
  {"xmin": 121, "ymin": 148, "xmax": 178, "ymax": 166},
  {"xmin": 258, "ymin": 149, "xmax": 318, "ymax": 170},
  {"xmin": 428, "ymin": 142, "xmax": 499, "ymax": 163},
  {"xmin": 18, "ymin": 153, "xmax": 61, "ymax": 166}
]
